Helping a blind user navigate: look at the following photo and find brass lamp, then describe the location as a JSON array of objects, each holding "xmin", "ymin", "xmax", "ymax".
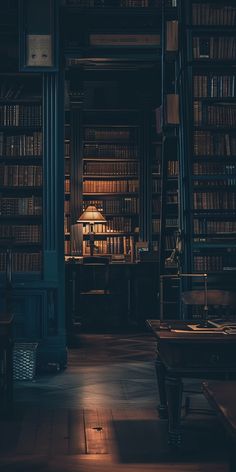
[{"xmin": 77, "ymin": 205, "xmax": 106, "ymax": 256}]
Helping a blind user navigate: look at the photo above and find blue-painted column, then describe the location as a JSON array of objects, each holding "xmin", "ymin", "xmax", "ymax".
[{"xmin": 40, "ymin": 71, "xmax": 67, "ymax": 368}]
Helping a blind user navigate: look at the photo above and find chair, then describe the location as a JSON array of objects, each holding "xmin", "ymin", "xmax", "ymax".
[
  {"xmin": 181, "ymin": 289, "xmax": 236, "ymax": 321},
  {"xmin": 76, "ymin": 256, "xmax": 112, "ymax": 329}
]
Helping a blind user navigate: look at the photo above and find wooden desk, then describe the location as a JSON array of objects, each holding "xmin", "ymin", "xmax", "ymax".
[
  {"xmin": 0, "ymin": 313, "xmax": 14, "ymax": 407},
  {"xmin": 147, "ymin": 319, "xmax": 236, "ymax": 446},
  {"xmin": 65, "ymin": 261, "xmax": 159, "ymax": 331},
  {"xmin": 202, "ymin": 381, "xmax": 236, "ymax": 471}
]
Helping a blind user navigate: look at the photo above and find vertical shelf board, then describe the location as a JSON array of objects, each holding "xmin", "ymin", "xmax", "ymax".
[
  {"xmin": 180, "ymin": 0, "xmax": 236, "ymax": 298},
  {"xmin": 42, "ymin": 71, "xmax": 67, "ymax": 367},
  {"xmin": 157, "ymin": 0, "xmax": 181, "ymax": 319},
  {"xmin": 140, "ymin": 108, "xmax": 153, "ymax": 245},
  {"xmin": 71, "ymin": 106, "xmax": 84, "ymax": 224}
]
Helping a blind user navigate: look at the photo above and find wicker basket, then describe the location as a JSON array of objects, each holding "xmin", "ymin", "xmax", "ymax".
[{"xmin": 13, "ymin": 343, "xmax": 38, "ymax": 381}]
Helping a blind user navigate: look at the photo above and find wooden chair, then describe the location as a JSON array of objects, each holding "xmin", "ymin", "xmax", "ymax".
[
  {"xmin": 181, "ymin": 289, "xmax": 236, "ymax": 321},
  {"xmin": 75, "ymin": 256, "xmax": 113, "ymax": 330}
]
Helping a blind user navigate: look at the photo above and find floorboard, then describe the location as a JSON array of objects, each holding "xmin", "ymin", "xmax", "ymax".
[{"xmin": 0, "ymin": 332, "xmax": 231, "ymax": 472}]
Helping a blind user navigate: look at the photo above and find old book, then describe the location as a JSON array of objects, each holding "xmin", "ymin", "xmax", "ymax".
[
  {"xmin": 166, "ymin": 94, "xmax": 180, "ymax": 125},
  {"xmin": 89, "ymin": 34, "xmax": 161, "ymax": 47},
  {"xmin": 166, "ymin": 20, "xmax": 178, "ymax": 52}
]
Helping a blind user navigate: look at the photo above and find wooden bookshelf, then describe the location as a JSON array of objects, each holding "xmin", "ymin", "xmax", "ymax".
[
  {"xmin": 0, "ymin": 73, "xmax": 43, "ymax": 273},
  {"xmin": 181, "ymin": 0, "xmax": 236, "ymax": 282},
  {"xmin": 81, "ymin": 117, "xmax": 140, "ymax": 259}
]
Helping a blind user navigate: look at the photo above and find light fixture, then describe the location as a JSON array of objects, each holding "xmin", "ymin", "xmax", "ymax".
[{"xmin": 77, "ymin": 205, "xmax": 106, "ymax": 256}]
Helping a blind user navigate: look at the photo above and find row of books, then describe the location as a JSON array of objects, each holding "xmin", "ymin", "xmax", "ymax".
[
  {"xmin": 194, "ymin": 102, "xmax": 236, "ymax": 127},
  {"xmin": 83, "ymin": 235, "xmax": 134, "ymax": 255},
  {"xmin": 84, "ymin": 127, "xmax": 137, "ymax": 142},
  {"xmin": 65, "ymin": 159, "xmax": 71, "ymax": 175},
  {"xmin": 64, "ymin": 215, "xmax": 70, "ymax": 234},
  {"xmin": 65, "ymin": 240, "xmax": 71, "ymax": 255},
  {"xmin": 152, "ymin": 161, "xmax": 161, "ymax": 174},
  {"xmin": 152, "ymin": 179, "xmax": 161, "ymax": 193},
  {"xmin": 65, "ymin": 179, "xmax": 70, "ymax": 193},
  {"xmin": 193, "ymin": 179, "xmax": 236, "ymax": 187},
  {"xmin": 0, "ymin": 225, "xmax": 41, "ymax": 243},
  {"xmin": 193, "ymin": 75, "xmax": 236, "ymax": 98},
  {"xmin": 0, "ymin": 252, "xmax": 41, "ymax": 272},
  {"xmin": 0, "ymin": 197, "xmax": 42, "ymax": 216},
  {"xmin": 193, "ymin": 37, "xmax": 236, "ymax": 60},
  {"xmin": 193, "ymin": 218, "xmax": 236, "ymax": 234},
  {"xmin": 165, "ymin": 234, "xmax": 177, "ymax": 250},
  {"xmin": 0, "ymin": 165, "xmax": 42, "ymax": 187},
  {"xmin": 193, "ymin": 191, "xmax": 236, "ymax": 209},
  {"xmin": 0, "ymin": 132, "xmax": 42, "ymax": 157},
  {"xmin": 89, "ymin": 33, "xmax": 161, "ymax": 47},
  {"xmin": 83, "ymin": 197, "xmax": 139, "ymax": 213},
  {"xmin": 67, "ymin": 0, "xmax": 161, "ymax": 7},
  {"xmin": 83, "ymin": 161, "xmax": 138, "ymax": 176},
  {"xmin": 168, "ymin": 160, "xmax": 179, "ymax": 176},
  {"xmin": 167, "ymin": 193, "xmax": 178, "ymax": 203},
  {"xmin": 193, "ymin": 162, "xmax": 236, "ymax": 175},
  {"xmin": 152, "ymin": 199, "xmax": 161, "ymax": 212},
  {"xmin": 193, "ymin": 131, "xmax": 236, "ymax": 156},
  {"xmin": 64, "ymin": 200, "xmax": 70, "ymax": 215},
  {"xmin": 152, "ymin": 218, "xmax": 160, "ymax": 233},
  {"xmin": 83, "ymin": 216, "xmax": 133, "ymax": 232},
  {"xmin": 83, "ymin": 143, "xmax": 138, "ymax": 158},
  {"xmin": 192, "ymin": 4, "xmax": 236, "ymax": 26},
  {"xmin": 0, "ymin": 105, "xmax": 42, "ymax": 127},
  {"xmin": 166, "ymin": 217, "xmax": 178, "ymax": 227},
  {"xmin": 193, "ymin": 255, "xmax": 236, "ymax": 272},
  {"xmin": 64, "ymin": 141, "xmax": 70, "ymax": 157},
  {"xmin": 83, "ymin": 179, "xmax": 139, "ymax": 193}
]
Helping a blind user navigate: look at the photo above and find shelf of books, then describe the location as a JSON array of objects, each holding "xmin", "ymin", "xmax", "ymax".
[
  {"xmin": 186, "ymin": 0, "xmax": 236, "ymax": 276},
  {"xmin": 65, "ymin": 0, "xmax": 161, "ymax": 10},
  {"xmin": 81, "ymin": 110, "xmax": 140, "ymax": 260},
  {"xmin": 0, "ymin": 74, "xmax": 43, "ymax": 275},
  {"xmin": 151, "ymin": 132, "xmax": 161, "ymax": 258}
]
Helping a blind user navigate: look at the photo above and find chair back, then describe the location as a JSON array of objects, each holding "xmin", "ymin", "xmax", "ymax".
[
  {"xmin": 81, "ymin": 256, "xmax": 110, "ymax": 292},
  {"xmin": 181, "ymin": 289, "xmax": 236, "ymax": 319}
]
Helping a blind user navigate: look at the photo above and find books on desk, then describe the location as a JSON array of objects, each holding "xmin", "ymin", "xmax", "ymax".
[{"xmin": 171, "ymin": 320, "xmax": 236, "ymax": 334}]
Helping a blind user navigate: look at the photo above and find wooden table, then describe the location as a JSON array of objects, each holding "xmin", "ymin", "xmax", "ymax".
[
  {"xmin": 0, "ymin": 313, "xmax": 14, "ymax": 407},
  {"xmin": 147, "ymin": 319, "xmax": 236, "ymax": 446},
  {"xmin": 202, "ymin": 381, "xmax": 236, "ymax": 471}
]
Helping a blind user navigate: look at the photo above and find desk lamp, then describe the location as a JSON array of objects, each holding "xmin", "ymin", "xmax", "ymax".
[{"xmin": 77, "ymin": 205, "xmax": 106, "ymax": 256}]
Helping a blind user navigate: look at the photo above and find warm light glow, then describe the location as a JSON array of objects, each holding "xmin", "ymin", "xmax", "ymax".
[{"xmin": 77, "ymin": 205, "xmax": 107, "ymax": 224}]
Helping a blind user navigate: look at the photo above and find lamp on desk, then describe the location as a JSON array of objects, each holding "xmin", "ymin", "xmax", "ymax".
[{"xmin": 77, "ymin": 205, "xmax": 107, "ymax": 256}]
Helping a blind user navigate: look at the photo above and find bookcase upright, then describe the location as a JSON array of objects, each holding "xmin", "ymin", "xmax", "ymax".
[{"xmin": 180, "ymin": 0, "xmax": 236, "ymax": 310}]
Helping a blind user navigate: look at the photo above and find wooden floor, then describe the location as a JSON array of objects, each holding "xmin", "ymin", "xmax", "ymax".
[{"xmin": 0, "ymin": 332, "xmax": 230, "ymax": 471}]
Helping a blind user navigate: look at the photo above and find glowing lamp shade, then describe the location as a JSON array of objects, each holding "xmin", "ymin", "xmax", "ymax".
[{"xmin": 77, "ymin": 206, "xmax": 106, "ymax": 256}]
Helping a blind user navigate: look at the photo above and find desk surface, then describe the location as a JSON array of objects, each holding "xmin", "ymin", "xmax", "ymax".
[{"xmin": 147, "ymin": 319, "xmax": 236, "ymax": 342}]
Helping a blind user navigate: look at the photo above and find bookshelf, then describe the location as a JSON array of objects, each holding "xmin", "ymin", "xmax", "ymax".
[
  {"xmin": 181, "ymin": 0, "xmax": 236, "ymax": 291},
  {"xmin": 81, "ymin": 111, "xmax": 140, "ymax": 260},
  {"xmin": 65, "ymin": 61, "xmax": 161, "ymax": 265},
  {"xmin": 157, "ymin": 0, "xmax": 180, "ymax": 318},
  {"xmin": 0, "ymin": 73, "xmax": 43, "ymax": 274}
]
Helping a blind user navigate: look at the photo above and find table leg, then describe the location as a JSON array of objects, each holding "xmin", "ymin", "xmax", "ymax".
[
  {"xmin": 165, "ymin": 375, "xmax": 183, "ymax": 446},
  {"xmin": 155, "ymin": 355, "xmax": 168, "ymax": 419}
]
